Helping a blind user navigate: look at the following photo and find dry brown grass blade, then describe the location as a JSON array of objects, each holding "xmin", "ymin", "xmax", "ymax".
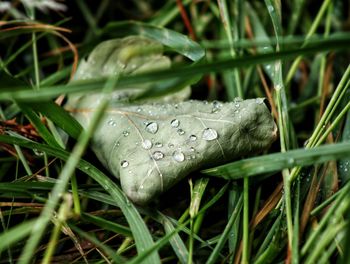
[{"xmin": 251, "ymin": 182, "xmax": 283, "ymax": 229}]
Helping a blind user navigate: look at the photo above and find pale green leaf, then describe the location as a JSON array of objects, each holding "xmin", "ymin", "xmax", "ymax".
[{"xmin": 67, "ymin": 36, "xmax": 277, "ymax": 204}]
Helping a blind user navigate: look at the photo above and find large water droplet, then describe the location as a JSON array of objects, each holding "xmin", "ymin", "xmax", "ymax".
[
  {"xmin": 108, "ymin": 120, "xmax": 117, "ymax": 127},
  {"xmin": 145, "ymin": 122, "xmax": 158, "ymax": 134},
  {"xmin": 121, "ymin": 160, "xmax": 129, "ymax": 168},
  {"xmin": 172, "ymin": 150, "xmax": 185, "ymax": 162},
  {"xmin": 189, "ymin": 135, "xmax": 197, "ymax": 141},
  {"xmin": 142, "ymin": 139, "xmax": 152, "ymax": 150},
  {"xmin": 152, "ymin": 151, "xmax": 164, "ymax": 160},
  {"xmin": 212, "ymin": 100, "xmax": 222, "ymax": 113},
  {"xmin": 171, "ymin": 119, "xmax": 180, "ymax": 128},
  {"xmin": 202, "ymin": 128, "xmax": 218, "ymax": 141},
  {"xmin": 123, "ymin": 131, "xmax": 129, "ymax": 137},
  {"xmin": 177, "ymin": 129, "xmax": 185, "ymax": 135}
]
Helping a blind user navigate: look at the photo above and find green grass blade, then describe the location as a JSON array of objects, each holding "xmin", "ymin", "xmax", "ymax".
[
  {"xmin": 81, "ymin": 213, "xmax": 132, "ymax": 237},
  {"xmin": 206, "ymin": 195, "xmax": 242, "ymax": 264},
  {"xmin": 27, "ymin": 101, "xmax": 83, "ymax": 140},
  {"xmin": 16, "ymin": 102, "xmax": 61, "ymax": 148},
  {"xmin": 0, "ymin": 219, "xmax": 36, "ymax": 253},
  {"xmin": 102, "ymin": 21, "xmax": 205, "ymax": 61},
  {"xmin": 1, "ymin": 35, "xmax": 349, "ymax": 102},
  {"xmin": 202, "ymin": 141, "xmax": 350, "ymax": 179}
]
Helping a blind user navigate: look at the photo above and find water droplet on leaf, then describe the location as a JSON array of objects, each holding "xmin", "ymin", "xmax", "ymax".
[
  {"xmin": 142, "ymin": 139, "xmax": 152, "ymax": 150},
  {"xmin": 172, "ymin": 150, "xmax": 185, "ymax": 162},
  {"xmin": 177, "ymin": 129, "xmax": 185, "ymax": 135},
  {"xmin": 202, "ymin": 128, "xmax": 218, "ymax": 141},
  {"xmin": 121, "ymin": 160, "xmax": 129, "ymax": 168},
  {"xmin": 152, "ymin": 151, "xmax": 164, "ymax": 160},
  {"xmin": 108, "ymin": 120, "xmax": 117, "ymax": 126},
  {"xmin": 189, "ymin": 135, "xmax": 197, "ymax": 141},
  {"xmin": 145, "ymin": 122, "xmax": 158, "ymax": 134},
  {"xmin": 171, "ymin": 119, "xmax": 180, "ymax": 128},
  {"xmin": 123, "ymin": 131, "xmax": 129, "ymax": 137}
]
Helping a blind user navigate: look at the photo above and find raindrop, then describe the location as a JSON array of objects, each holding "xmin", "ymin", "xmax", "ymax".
[
  {"xmin": 152, "ymin": 151, "xmax": 164, "ymax": 160},
  {"xmin": 108, "ymin": 120, "xmax": 117, "ymax": 126},
  {"xmin": 33, "ymin": 149, "xmax": 44, "ymax": 156},
  {"xmin": 190, "ymin": 147, "xmax": 195, "ymax": 152},
  {"xmin": 288, "ymin": 158, "xmax": 295, "ymax": 165},
  {"xmin": 177, "ymin": 129, "xmax": 185, "ymax": 135},
  {"xmin": 235, "ymin": 103, "xmax": 240, "ymax": 108},
  {"xmin": 121, "ymin": 160, "xmax": 129, "ymax": 168},
  {"xmin": 202, "ymin": 128, "xmax": 218, "ymax": 141},
  {"xmin": 142, "ymin": 139, "xmax": 152, "ymax": 150},
  {"xmin": 123, "ymin": 131, "xmax": 129, "ymax": 137},
  {"xmin": 145, "ymin": 122, "xmax": 158, "ymax": 134},
  {"xmin": 171, "ymin": 119, "xmax": 180, "ymax": 128},
  {"xmin": 189, "ymin": 135, "xmax": 197, "ymax": 141},
  {"xmin": 168, "ymin": 143, "xmax": 174, "ymax": 148},
  {"xmin": 155, "ymin": 142, "xmax": 163, "ymax": 148},
  {"xmin": 172, "ymin": 150, "xmax": 185, "ymax": 162},
  {"xmin": 137, "ymin": 107, "xmax": 142, "ymax": 112},
  {"xmin": 140, "ymin": 185, "xmax": 144, "ymax": 189},
  {"xmin": 268, "ymin": 5, "xmax": 274, "ymax": 12},
  {"xmin": 212, "ymin": 100, "xmax": 222, "ymax": 113},
  {"xmin": 255, "ymin": 98, "xmax": 264, "ymax": 105}
]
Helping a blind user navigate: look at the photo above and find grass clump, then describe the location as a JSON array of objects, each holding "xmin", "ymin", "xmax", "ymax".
[{"xmin": 0, "ymin": 1, "xmax": 349, "ymax": 263}]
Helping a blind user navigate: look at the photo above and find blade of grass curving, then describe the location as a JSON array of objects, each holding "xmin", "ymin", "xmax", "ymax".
[
  {"xmin": 81, "ymin": 213, "xmax": 132, "ymax": 237},
  {"xmin": 27, "ymin": 101, "xmax": 83, "ymax": 140},
  {"xmin": 101, "ymin": 21, "xmax": 205, "ymax": 61},
  {"xmin": 0, "ymin": 219, "xmax": 37, "ymax": 253},
  {"xmin": 206, "ymin": 195, "xmax": 242, "ymax": 264},
  {"xmin": 202, "ymin": 141, "xmax": 350, "ymax": 179},
  {"xmin": 2, "ymin": 35, "xmax": 349, "ymax": 102},
  {"xmin": 158, "ymin": 213, "xmax": 188, "ymax": 264},
  {"xmin": 40, "ymin": 67, "xmax": 72, "ymax": 86},
  {"xmin": 0, "ymin": 134, "xmax": 160, "ymax": 263},
  {"xmin": 16, "ymin": 102, "xmax": 61, "ymax": 148}
]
